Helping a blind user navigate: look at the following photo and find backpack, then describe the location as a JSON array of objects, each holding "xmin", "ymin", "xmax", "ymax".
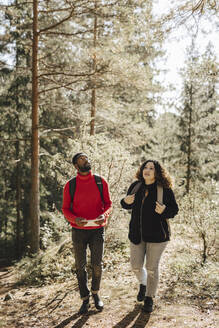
[
  {"xmin": 69, "ymin": 174, "xmax": 104, "ymax": 206},
  {"xmin": 129, "ymin": 182, "xmax": 163, "ymax": 204}
]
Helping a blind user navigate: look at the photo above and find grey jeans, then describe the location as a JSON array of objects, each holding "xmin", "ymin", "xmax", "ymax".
[
  {"xmin": 72, "ymin": 227, "xmax": 104, "ymax": 300},
  {"xmin": 130, "ymin": 240, "xmax": 168, "ymax": 298}
]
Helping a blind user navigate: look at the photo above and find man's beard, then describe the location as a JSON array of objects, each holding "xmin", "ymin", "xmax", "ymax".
[{"xmin": 79, "ymin": 163, "xmax": 91, "ymax": 172}]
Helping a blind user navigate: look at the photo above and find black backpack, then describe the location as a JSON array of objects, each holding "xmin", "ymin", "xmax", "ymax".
[
  {"xmin": 69, "ymin": 174, "xmax": 104, "ymax": 206},
  {"xmin": 130, "ymin": 182, "xmax": 163, "ymax": 204}
]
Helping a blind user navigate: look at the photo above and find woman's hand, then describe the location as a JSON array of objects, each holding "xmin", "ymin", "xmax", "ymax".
[
  {"xmin": 124, "ymin": 194, "xmax": 135, "ymax": 205},
  {"xmin": 155, "ymin": 201, "xmax": 166, "ymax": 214}
]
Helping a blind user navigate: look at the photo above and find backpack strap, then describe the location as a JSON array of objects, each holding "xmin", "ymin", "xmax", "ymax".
[
  {"xmin": 130, "ymin": 181, "xmax": 142, "ymax": 194},
  {"xmin": 69, "ymin": 177, "xmax": 76, "ymax": 211},
  {"xmin": 130, "ymin": 182, "xmax": 163, "ymax": 202},
  {"xmin": 157, "ymin": 185, "xmax": 171, "ymax": 236},
  {"xmin": 94, "ymin": 174, "xmax": 104, "ymax": 203},
  {"xmin": 157, "ymin": 185, "xmax": 163, "ymax": 204}
]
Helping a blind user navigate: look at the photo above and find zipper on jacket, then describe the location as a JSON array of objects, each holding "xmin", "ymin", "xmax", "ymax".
[
  {"xmin": 140, "ymin": 195, "xmax": 146, "ymax": 241},
  {"xmin": 160, "ymin": 220, "xmax": 167, "ymax": 239}
]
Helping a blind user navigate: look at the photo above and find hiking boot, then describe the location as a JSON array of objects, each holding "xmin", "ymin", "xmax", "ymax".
[
  {"xmin": 78, "ymin": 299, "xmax": 90, "ymax": 314},
  {"xmin": 92, "ymin": 293, "xmax": 104, "ymax": 311},
  {"xmin": 142, "ymin": 296, "xmax": 153, "ymax": 313},
  {"xmin": 137, "ymin": 284, "xmax": 146, "ymax": 302}
]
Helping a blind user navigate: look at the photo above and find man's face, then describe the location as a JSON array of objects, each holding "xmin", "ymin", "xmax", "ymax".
[{"xmin": 75, "ymin": 154, "xmax": 91, "ymax": 173}]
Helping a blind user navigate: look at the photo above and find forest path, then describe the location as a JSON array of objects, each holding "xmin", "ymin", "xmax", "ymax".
[
  {"xmin": 0, "ymin": 257, "xmax": 217, "ymax": 328},
  {"xmin": 0, "ymin": 265, "xmax": 17, "ymax": 296}
]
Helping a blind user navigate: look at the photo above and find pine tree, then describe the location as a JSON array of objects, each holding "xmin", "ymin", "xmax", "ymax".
[
  {"xmin": 0, "ymin": 0, "xmax": 32, "ymax": 257},
  {"xmin": 0, "ymin": 0, "xmax": 165, "ymax": 256},
  {"xmin": 178, "ymin": 42, "xmax": 218, "ymax": 193},
  {"xmin": 143, "ymin": 112, "xmax": 181, "ymax": 174}
]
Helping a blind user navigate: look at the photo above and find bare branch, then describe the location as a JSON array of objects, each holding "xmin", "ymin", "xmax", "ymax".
[
  {"xmin": 38, "ymin": 78, "xmax": 85, "ymax": 94},
  {"xmin": 40, "ymin": 25, "xmax": 104, "ymax": 37},
  {"xmin": 38, "ymin": 71, "xmax": 96, "ymax": 78},
  {"xmin": 39, "ymin": 7, "xmax": 73, "ymax": 14},
  {"xmin": 192, "ymin": 0, "xmax": 205, "ymax": 13},
  {"xmin": 39, "ymin": 8, "xmax": 74, "ymax": 34},
  {"xmin": 40, "ymin": 127, "xmax": 75, "ymax": 135},
  {"xmin": 0, "ymin": 137, "xmax": 30, "ymax": 142}
]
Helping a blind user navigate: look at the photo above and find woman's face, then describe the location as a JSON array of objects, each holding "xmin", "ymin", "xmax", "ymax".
[{"xmin": 142, "ymin": 161, "xmax": 156, "ymax": 183}]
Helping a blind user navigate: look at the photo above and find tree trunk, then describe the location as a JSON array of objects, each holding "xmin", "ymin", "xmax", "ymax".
[
  {"xmin": 90, "ymin": 0, "xmax": 97, "ymax": 136},
  {"xmin": 15, "ymin": 141, "xmax": 21, "ymax": 258},
  {"xmin": 186, "ymin": 86, "xmax": 192, "ymax": 194},
  {"xmin": 29, "ymin": 0, "xmax": 40, "ymax": 254},
  {"xmin": 201, "ymin": 231, "xmax": 207, "ymax": 265},
  {"xmin": 15, "ymin": 18, "xmax": 21, "ymax": 257}
]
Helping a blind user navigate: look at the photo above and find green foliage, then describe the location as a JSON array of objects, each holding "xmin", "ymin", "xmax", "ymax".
[
  {"xmin": 178, "ymin": 181, "xmax": 218, "ymax": 263},
  {"xmin": 165, "ymin": 249, "xmax": 218, "ymax": 300},
  {"xmin": 142, "ymin": 112, "xmax": 181, "ymax": 175},
  {"xmin": 40, "ymin": 211, "xmax": 71, "ymax": 250},
  {"xmin": 15, "ymin": 237, "xmax": 74, "ymax": 285},
  {"xmin": 54, "ymin": 133, "xmax": 137, "ymax": 223},
  {"xmin": 177, "ymin": 43, "xmax": 218, "ymax": 191},
  {"xmin": 1, "ymin": 0, "xmax": 164, "ymax": 257},
  {"xmin": 160, "ymin": 182, "xmax": 218, "ymax": 301},
  {"xmin": 0, "ymin": 0, "xmax": 218, "ymax": 270},
  {"xmin": 15, "ymin": 217, "xmax": 130, "ymax": 286}
]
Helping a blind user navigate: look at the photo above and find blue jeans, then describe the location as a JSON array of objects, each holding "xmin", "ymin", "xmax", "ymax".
[
  {"xmin": 130, "ymin": 241, "xmax": 168, "ymax": 297},
  {"xmin": 72, "ymin": 227, "xmax": 104, "ymax": 299}
]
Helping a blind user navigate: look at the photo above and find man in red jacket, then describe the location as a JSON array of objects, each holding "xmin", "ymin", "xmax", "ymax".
[{"xmin": 62, "ymin": 152, "xmax": 112, "ymax": 314}]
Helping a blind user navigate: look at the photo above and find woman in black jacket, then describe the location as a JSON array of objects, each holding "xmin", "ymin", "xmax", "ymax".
[{"xmin": 121, "ymin": 160, "xmax": 178, "ymax": 313}]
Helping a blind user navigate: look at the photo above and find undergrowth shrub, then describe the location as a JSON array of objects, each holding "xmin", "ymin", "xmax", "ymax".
[
  {"xmin": 177, "ymin": 181, "xmax": 218, "ymax": 264},
  {"xmin": 40, "ymin": 210, "xmax": 70, "ymax": 250},
  {"xmin": 163, "ymin": 182, "xmax": 218, "ymax": 300},
  {"xmin": 16, "ymin": 236, "xmax": 74, "ymax": 285},
  {"xmin": 164, "ymin": 244, "xmax": 218, "ymax": 300},
  {"xmin": 15, "ymin": 230, "xmax": 130, "ymax": 286}
]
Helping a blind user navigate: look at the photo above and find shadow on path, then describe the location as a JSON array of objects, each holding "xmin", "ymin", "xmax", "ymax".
[
  {"xmin": 54, "ymin": 309, "xmax": 98, "ymax": 328},
  {"xmin": 130, "ymin": 310, "xmax": 150, "ymax": 328},
  {"xmin": 112, "ymin": 304, "xmax": 150, "ymax": 328},
  {"xmin": 54, "ymin": 313, "xmax": 86, "ymax": 328}
]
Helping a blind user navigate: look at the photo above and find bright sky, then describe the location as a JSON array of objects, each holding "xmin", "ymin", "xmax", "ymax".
[{"xmin": 153, "ymin": 0, "xmax": 219, "ymax": 114}]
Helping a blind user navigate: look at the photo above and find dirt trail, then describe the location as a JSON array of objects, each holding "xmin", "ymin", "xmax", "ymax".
[{"xmin": 0, "ymin": 259, "xmax": 218, "ymax": 328}]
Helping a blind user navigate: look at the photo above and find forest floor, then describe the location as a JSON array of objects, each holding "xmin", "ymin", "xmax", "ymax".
[{"xmin": 0, "ymin": 228, "xmax": 218, "ymax": 328}]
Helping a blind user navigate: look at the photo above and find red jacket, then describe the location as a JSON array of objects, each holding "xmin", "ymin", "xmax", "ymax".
[{"xmin": 62, "ymin": 171, "xmax": 112, "ymax": 229}]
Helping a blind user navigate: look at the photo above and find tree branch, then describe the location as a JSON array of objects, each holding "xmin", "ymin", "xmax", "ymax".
[
  {"xmin": 38, "ymin": 71, "xmax": 96, "ymax": 78},
  {"xmin": 0, "ymin": 137, "xmax": 30, "ymax": 142},
  {"xmin": 39, "ymin": 8, "xmax": 74, "ymax": 34},
  {"xmin": 40, "ymin": 26, "xmax": 104, "ymax": 37},
  {"xmin": 40, "ymin": 127, "xmax": 76, "ymax": 135},
  {"xmin": 39, "ymin": 7, "xmax": 73, "ymax": 14},
  {"xmin": 38, "ymin": 79, "xmax": 85, "ymax": 94}
]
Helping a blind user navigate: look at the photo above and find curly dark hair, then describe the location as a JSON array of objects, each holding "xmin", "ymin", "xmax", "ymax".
[{"xmin": 135, "ymin": 160, "xmax": 173, "ymax": 189}]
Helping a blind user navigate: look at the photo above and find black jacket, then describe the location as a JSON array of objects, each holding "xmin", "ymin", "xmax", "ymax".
[{"xmin": 120, "ymin": 181, "xmax": 179, "ymax": 244}]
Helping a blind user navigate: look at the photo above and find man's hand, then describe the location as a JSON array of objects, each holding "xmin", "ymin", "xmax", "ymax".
[
  {"xmin": 94, "ymin": 214, "xmax": 105, "ymax": 225},
  {"xmin": 124, "ymin": 194, "xmax": 135, "ymax": 205},
  {"xmin": 155, "ymin": 202, "xmax": 166, "ymax": 214},
  {"xmin": 75, "ymin": 217, "xmax": 87, "ymax": 227}
]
